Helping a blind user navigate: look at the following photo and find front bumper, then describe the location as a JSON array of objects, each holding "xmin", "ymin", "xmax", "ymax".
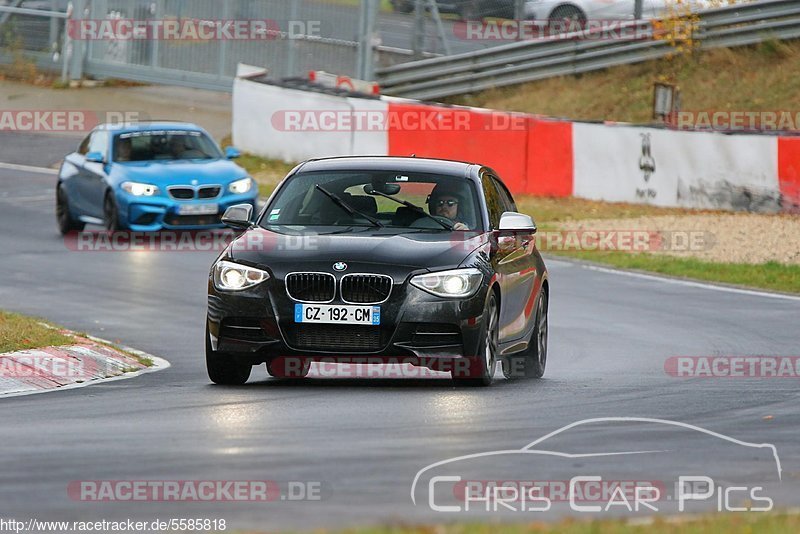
[
  {"xmin": 207, "ymin": 269, "xmax": 490, "ymax": 369},
  {"xmin": 116, "ymin": 190, "xmax": 259, "ymax": 231}
]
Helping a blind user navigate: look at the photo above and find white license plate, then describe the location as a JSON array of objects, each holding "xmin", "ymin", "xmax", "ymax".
[
  {"xmin": 177, "ymin": 203, "xmax": 219, "ymax": 215},
  {"xmin": 294, "ymin": 304, "xmax": 380, "ymax": 325}
]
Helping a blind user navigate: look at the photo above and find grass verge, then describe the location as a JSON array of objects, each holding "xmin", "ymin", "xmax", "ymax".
[
  {"xmin": 450, "ymin": 39, "xmax": 800, "ymax": 124},
  {"xmin": 548, "ymin": 251, "xmax": 800, "ymax": 294},
  {"xmin": 319, "ymin": 512, "xmax": 800, "ymax": 534},
  {"xmin": 0, "ymin": 311, "xmax": 74, "ymax": 354},
  {"xmin": 0, "ymin": 310, "xmax": 154, "ymax": 368}
]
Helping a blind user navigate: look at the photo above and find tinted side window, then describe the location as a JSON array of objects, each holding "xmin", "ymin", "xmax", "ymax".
[
  {"xmin": 481, "ymin": 173, "xmax": 502, "ymax": 229},
  {"xmin": 77, "ymin": 134, "xmax": 91, "ymax": 155},
  {"xmin": 88, "ymin": 131, "xmax": 108, "ymax": 158},
  {"xmin": 491, "ymin": 176, "xmax": 517, "ymax": 213}
]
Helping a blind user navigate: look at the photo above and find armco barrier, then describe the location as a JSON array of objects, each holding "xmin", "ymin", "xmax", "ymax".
[{"xmin": 232, "ymin": 74, "xmax": 799, "ymax": 213}]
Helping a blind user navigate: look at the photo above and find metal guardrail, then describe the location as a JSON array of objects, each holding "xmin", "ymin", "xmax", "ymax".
[{"xmin": 376, "ymin": 0, "xmax": 800, "ymax": 100}]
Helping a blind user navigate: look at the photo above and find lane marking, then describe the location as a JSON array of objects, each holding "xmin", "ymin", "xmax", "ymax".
[
  {"xmin": 0, "ymin": 162, "xmax": 59, "ymax": 175},
  {"xmin": 583, "ymin": 264, "xmax": 800, "ymax": 303}
]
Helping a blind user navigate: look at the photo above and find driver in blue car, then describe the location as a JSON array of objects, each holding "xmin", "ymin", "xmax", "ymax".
[{"xmin": 429, "ymin": 185, "xmax": 469, "ymax": 230}]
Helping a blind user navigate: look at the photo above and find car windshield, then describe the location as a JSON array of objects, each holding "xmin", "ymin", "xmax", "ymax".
[
  {"xmin": 261, "ymin": 171, "xmax": 483, "ymax": 232},
  {"xmin": 112, "ymin": 130, "xmax": 222, "ymax": 162}
]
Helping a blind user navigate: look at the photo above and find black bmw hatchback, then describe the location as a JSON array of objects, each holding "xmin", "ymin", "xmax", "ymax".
[{"xmin": 206, "ymin": 156, "xmax": 549, "ymax": 386}]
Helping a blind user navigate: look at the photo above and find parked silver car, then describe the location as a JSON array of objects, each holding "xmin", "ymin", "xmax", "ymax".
[{"xmin": 524, "ymin": 0, "xmax": 724, "ymax": 27}]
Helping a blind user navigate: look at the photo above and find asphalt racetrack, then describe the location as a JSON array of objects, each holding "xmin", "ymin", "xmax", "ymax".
[{"xmin": 1, "ymin": 136, "xmax": 799, "ymax": 531}]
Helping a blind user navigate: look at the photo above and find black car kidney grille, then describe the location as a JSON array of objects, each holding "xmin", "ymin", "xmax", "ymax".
[
  {"xmin": 341, "ymin": 274, "xmax": 392, "ymax": 304},
  {"xmin": 198, "ymin": 186, "xmax": 221, "ymax": 199},
  {"xmin": 286, "ymin": 273, "xmax": 336, "ymax": 302},
  {"xmin": 289, "ymin": 324, "xmax": 382, "ymax": 351},
  {"xmin": 169, "ymin": 187, "xmax": 195, "ymax": 200}
]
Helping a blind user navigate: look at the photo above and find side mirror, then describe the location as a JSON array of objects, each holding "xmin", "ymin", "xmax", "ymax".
[
  {"xmin": 225, "ymin": 146, "xmax": 241, "ymax": 159},
  {"xmin": 221, "ymin": 203, "xmax": 254, "ymax": 230},
  {"xmin": 85, "ymin": 151, "xmax": 105, "ymax": 163},
  {"xmin": 498, "ymin": 212, "xmax": 537, "ymax": 232}
]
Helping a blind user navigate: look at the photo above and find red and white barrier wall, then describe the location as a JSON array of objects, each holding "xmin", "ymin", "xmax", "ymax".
[{"xmin": 232, "ymin": 74, "xmax": 800, "ymax": 212}]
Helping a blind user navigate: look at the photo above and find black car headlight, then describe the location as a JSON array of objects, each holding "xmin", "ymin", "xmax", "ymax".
[
  {"xmin": 410, "ymin": 268, "xmax": 483, "ymax": 298},
  {"xmin": 213, "ymin": 260, "xmax": 269, "ymax": 291}
]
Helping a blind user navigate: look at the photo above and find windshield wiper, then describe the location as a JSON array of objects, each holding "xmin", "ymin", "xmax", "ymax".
[
  {"xmin": 314, "ymin": 185, "xmax": 384, "ymax": 228},
  {"xmin": 365, "ymin": 186, "xmax": 453, "ymax": 230}
]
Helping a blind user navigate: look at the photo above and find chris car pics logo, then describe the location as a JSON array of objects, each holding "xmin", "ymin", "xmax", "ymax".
[{"xmin": 411, "ymin": 417, "xmax": 781, "ymax": 515}]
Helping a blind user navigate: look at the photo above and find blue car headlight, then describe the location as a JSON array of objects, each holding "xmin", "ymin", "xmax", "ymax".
[
  {"xmin": 121, "ymin": 181, "xmax": 159, "ymax": 197},
  {"xmin": 410, "ymin": 268, "xmax": 483, "ymax": 298},
  {"xmin": 229, "ymin": 177, "xmax": 254, "ymax": 195}
]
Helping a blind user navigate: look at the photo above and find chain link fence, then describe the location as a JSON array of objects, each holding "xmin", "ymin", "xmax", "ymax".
[{"xmin": 0, "ymin": 0, "xmax": 376, "ymax": 89}]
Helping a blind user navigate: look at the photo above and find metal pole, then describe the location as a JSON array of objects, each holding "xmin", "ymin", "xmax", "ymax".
[
  {"xmin": 634, "ymin": 0, "xmax": 643, "ymax": 20},
  {"xmin": 60, "ymin": 5, "xmax": 71, "ymax": 83},
  {"xmin": 68, "ymin": 0, "xmax": 85, "ymax": 80},
  {"xmin": 412, "ymin": 0, "xmax": 425, "ymax": 59},
  {"xmin": 363, "ymin": 0, "xmax": 377, "ymax": 80},
  {"xmin": 356, "ymin": 0, "xmax": 367, "ymax": 78},
  {"xmin": 151, "ymin": 0, "xmax": 163, "ymax": 69},
  {"xmin": 49, "ymin": 0, "xmax": 58, "ymax": 51},
  {"xmin": 427, "ymin": 0, "xmax": 451, "ymax": 56},
  {"xmin": 219, "ymin": 0, "xmax": 230, "ymax": 79},
  {"xmin": 286, "ymin": 0, "xmax": 299, "ymax": 78},
  {"xmin": 514, "ymin": 0, "xmax": 525, "ymax": 21}
]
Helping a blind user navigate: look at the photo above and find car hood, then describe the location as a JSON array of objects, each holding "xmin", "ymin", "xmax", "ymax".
[
  {"xmin": 112, "ymin": 159, "xmax": 247, "ymax": 186},
  {"xmin": 227, "ymin": 228, "xmax": 489, "ymax": 273}
]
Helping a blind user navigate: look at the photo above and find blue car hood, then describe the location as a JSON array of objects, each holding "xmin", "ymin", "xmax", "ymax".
[{"xmin": 113, "ymin": 159, "xmax": 247, "ymax": 186}]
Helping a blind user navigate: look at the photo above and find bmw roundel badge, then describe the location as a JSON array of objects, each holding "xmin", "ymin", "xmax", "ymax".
[{"xmin": 333, "ymin": 262, "xmax": 347, "ymax": 272}]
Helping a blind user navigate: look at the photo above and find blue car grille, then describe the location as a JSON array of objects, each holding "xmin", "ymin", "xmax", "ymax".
[
  {"xmin": 168, "ymin": 185, "xmax": 221, "ymax": 200},
  {"xmin": 198, "ymin": 186, "xmax": 221, "ymax": 199}
]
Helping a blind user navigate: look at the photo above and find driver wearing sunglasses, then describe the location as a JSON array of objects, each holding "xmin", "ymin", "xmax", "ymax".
[{"xmin": 429, "ymin": 187, "xmax": 469, "ymax": 231}]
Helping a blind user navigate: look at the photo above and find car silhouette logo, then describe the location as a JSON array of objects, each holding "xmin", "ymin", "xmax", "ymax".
[{"xmin": 333, "ymin": 262, "xmax": 347, "ymax": 272}]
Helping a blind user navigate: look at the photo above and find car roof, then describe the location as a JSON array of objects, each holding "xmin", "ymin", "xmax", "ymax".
[
  {"xmin": 95, "ymin": 121, "xmax": 206, "ymax": 134},
  {"xmin": 296, "ymin": 156, "xmax": 479, "ymax": 179}
]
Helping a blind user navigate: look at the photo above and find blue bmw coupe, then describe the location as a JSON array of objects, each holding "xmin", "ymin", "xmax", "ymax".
[{"xmin": 56, "ymin": 122, "xmax": 258, "ymax": 233}]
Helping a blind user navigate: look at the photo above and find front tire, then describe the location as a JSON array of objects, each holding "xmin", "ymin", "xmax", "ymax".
[
  {"xmin": 103, "ymin": 191, "xmax": 122, "ymax": 231},
  {"xmin": 452, "ymin": 291, "xmax": 498, "ymax": 386},
  {"xmin": 206, "ymin": 326, "xmax": 252, "ymax": 385},
  {"xmin": 56, "ymin": 185, "xmax": 85, "ymax": 235},
  {"xmin": 502, "ymin": 290, "xmax": 548, "ymax": 379}
]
